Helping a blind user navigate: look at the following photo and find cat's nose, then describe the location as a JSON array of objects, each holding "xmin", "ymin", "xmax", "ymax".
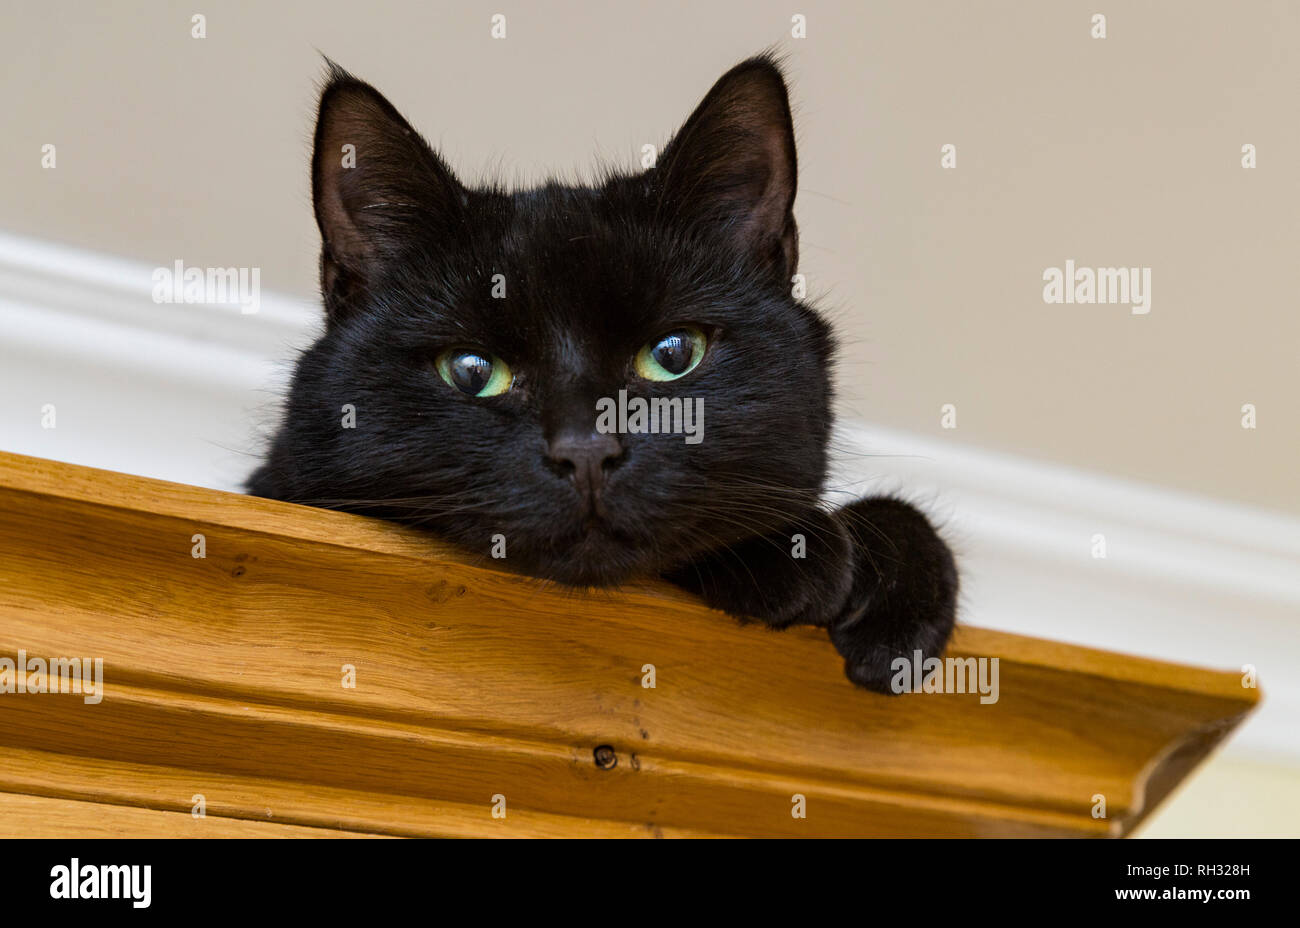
[{"xmin": 546, "ymin": 429, "xmax": 625, "ymax": 503}]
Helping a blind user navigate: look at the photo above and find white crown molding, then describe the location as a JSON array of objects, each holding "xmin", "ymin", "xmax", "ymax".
[
  {"xmin": 0, "ymin": 230, "xmax": 318, "ymax": 345},
  {"xmin": 0, "ymin": 229, "xmax": 320, "ymax": 394},
  {"xmin": 2, "ymin": 230, "xmax": 1295, "ymax": 764},
  {"xmin": 830, "ymin": 423, "xmax": 1300, "ymax": 608}
]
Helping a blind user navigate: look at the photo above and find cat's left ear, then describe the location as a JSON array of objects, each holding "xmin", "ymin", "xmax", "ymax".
[{"xmin": 653, "ymin": 54, "xmax": 799, "ymax": 280}]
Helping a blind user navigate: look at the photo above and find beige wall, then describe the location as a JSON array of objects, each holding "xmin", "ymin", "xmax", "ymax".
[
  {"xmin": 1138, "ymin": 753, "xmax": 1300, "ymax": 838},
  {"xmin": 2, "ymin": 0, "xmax": 1296, "ymax": 514}
]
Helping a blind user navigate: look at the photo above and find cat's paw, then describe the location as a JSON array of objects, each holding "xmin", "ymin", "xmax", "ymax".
[
  {"xmin": 666, "ymin": 507, "xmax": 854, "ymax": 630},
  {"xmin": 827, "ymin": 497, "xmax": 958, "ymax": 694}
]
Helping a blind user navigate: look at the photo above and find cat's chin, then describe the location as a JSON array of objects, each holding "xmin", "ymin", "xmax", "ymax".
[
  {"xmin": 508, "ymin": 524, "xmax": 660, "ymax": 589},
  {"xmin": 503, "ymin": 551, "xmax": 642, "ymax": 589},
  {"xmin": 525, "ymin": 562, "xmax": 639, "ymax": 590}
]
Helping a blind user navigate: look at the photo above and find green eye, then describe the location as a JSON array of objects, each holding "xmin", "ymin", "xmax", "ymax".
[
  {"xmin": 436, "ymin": 348, "xmax": 513, "ymax": 397},
  {"xmin": 634, "ymin": 326, "xmax": 707, "ymax": 381}
]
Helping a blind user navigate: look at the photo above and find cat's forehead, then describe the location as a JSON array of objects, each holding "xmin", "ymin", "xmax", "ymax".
[
  {"xmin": 471, "ymin": 185, "xmax": 698, "ymax": 333},
  {"xmin": 501, "ymin": 183, "xmax": 650, "ymax": 267}
]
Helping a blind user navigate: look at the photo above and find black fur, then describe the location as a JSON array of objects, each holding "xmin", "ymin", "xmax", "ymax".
[{"xmin": 249, "ymin": 54, "xmax": 958, "ymax": 692}]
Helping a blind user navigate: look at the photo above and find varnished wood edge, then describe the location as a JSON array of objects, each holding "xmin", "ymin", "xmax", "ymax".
[{"xmin": 0, "ymin": 450, "xmax": 1264, "ymax": 707}]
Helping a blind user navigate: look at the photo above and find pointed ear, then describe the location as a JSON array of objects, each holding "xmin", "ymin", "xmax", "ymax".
[
  {"xmin": 312, "ymin": 63, "xmax": 466, "ymax": 324},
  {"xmin": 653, "ymin": 55, "xmax": 799, "ymax": 281}
]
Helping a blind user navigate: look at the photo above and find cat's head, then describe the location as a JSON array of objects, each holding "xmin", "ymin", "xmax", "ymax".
[{"xmin": 252, "ymin": 54, "xmax": 837, "ymax": 586}]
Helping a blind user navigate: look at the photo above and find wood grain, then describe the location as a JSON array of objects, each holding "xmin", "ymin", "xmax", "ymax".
[
  {"xmin": 0, "ymin": 451, "xmax": 1258, "ymax": 837},
  {"xmin": 0, "ymin": 791, "xmax": 385, "ymax": 838}
]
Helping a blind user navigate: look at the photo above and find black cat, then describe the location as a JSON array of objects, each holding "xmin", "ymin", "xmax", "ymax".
[{"xmin": 248, "ymin": 54, "xmax": 958, "ymax": 692}]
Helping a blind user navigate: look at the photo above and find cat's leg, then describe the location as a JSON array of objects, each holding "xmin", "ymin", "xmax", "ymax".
[
  {"xmin": 665, "ymin": 497, "xmax": 957, "ymax": 693},
  {"xmin": 825, "ymin": 498, "xmax": 958, "ymax": 692},
  {"xmin": 666, "ymin": 507, "xmax": 856, "ymax": 632}
]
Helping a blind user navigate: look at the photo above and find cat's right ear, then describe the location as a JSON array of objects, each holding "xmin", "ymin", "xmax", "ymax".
[{"xmin": 312, "ymin": 63, "xmax": 466, "ymax": 325}]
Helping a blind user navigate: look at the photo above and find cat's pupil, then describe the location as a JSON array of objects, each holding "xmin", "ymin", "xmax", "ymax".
[
  {"xmin": 652, "ymin": 331, "xmax": 694, "ymax": 375},
  {"xmin": 449, "ymin": 351, "xmax": 493, "ymax": 395}
]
